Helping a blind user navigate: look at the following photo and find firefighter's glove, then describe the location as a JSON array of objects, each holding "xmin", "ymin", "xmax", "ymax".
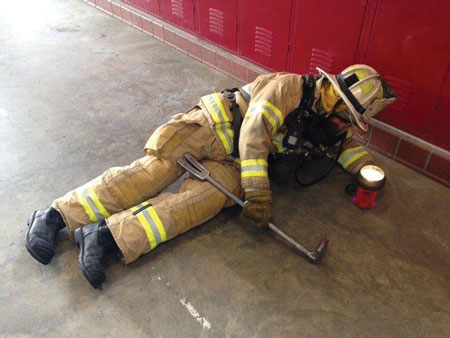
[{"xmin": 243, "ymin": 189, "xmax": 272, "ymax": 229}]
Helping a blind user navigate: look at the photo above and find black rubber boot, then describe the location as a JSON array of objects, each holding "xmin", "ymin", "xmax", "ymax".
[
  {"xmin": 25, "ymin": 207, "xmax": 65, "ymax": 265},
  {"xmin": 75, "ymin": 220, "xmax": 117, "ymax": 289}
]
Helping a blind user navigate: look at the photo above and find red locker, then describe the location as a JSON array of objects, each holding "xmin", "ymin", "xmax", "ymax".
[
  {"xmin": 290, "ymin": 0, "xmax": 366, "ymax": 74},
  {"xmin": 197, "ymin": 0, "xmax": 238, "ymax": 51},
  {"xmin": 364, "ymin": 0, "xmax": 450, "ymax": 137},
  {"xmin": 431, "ymin": 68, "xmax": 450, "ymax": 151},
  {"xmin": 139, "ymin": 0, "xmax": 161, "ymax": 16},
  {"xmin": 124, "ymin": 0, "xmax": 161, "ymax": 17},
  {"xmin": 241, "ymin": 0, "xmax": 294, "ymax": 70},
  {"xmin": 161, "ymin": 0, "xmax": 196, "ymax": 32}
]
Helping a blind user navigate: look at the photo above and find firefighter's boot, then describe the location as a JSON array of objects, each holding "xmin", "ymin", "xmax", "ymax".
[
  {"xmin": 75, "ymin": 220, "xmax": 117, "ymax": 289},
  {"xmin": 25, "ymin": 207, "xmax": 65, "ymax": 265}
]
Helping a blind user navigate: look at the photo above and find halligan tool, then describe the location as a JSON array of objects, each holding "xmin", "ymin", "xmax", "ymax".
[{"xmin": 177, "ymin": 153, "xmax": 328, "ymax": 264}]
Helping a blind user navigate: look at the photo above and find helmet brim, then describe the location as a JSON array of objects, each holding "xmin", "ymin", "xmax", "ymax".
[{"xmin": 316, "ymin": 67, "xmax": 368, "ymax": 132}]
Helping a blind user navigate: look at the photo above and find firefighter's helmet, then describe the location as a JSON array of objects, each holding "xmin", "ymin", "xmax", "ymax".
[{"xmin": 317, "ymin": 64, "xmax": 397, "ymax": 131}]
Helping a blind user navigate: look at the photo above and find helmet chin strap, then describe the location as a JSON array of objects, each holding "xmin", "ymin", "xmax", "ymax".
[{"xmin": 348, "ymin": 112, "xmax": 367, "ymax": 140}]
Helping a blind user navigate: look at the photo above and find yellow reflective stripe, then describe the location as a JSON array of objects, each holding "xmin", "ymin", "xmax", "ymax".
[
  {"xmin": 234, "ymin": 158, "xmax": 241, "ymax": 164},
  {"xmin": 247, "ymin": 101, "xmax": 284, "ymax": 135},
  {"xmin": 214, "ymin": 125, "xmax": 233, "ymax": 154},
  {"xmin": 262, "ymin": 100, "xmax": 284, "ymax": 125},
  {"xmin": 203, "ymin": 94, "xmax": 233, "ymax": 154},
  {"xmin": 87, "ymin": 187, "xmax": 110, "ymax": 219},
  {"xmin": 241, "ymin": 159, "xmax": 267, "ymax": 167},
  {"xmin": 77, "ymin": 187, "xmax": 110, "ymax": 222},
  {"xmin": 338, "ymin": 146, "xmax": 364, "ymax": 162},
  {"xmin": 136, "ymin": 212, "xmax": 157, "ymax": 249},
  {"xmin": 346, "ymin": 129, "xmax": 353, "ymax": 138},
  {"xmin": 272, "ymin": 132, "xmax": 285, "ymax": 152},
  {"xmin": 241, "ymin": 170, "xmax": 268, "ymax": 178},
  {"xmin": 241, "ymin": 159, "xmax": 268, "ymax": 178},
  {"xmin": 78, "ymin": 190, "xmax": 98, "ymax": 223},
  {"xmin": 212, "ymin": 93, "xmax": 230, "ymax": 122},
  {"xmin": 132, "ymin": 202, "xmax": 167, "ymax": 249},
  {"xmin": 342, "ymin": 151, "xmax": 369, "ymax": 169},
  {"xmin": 273, "ymin": 140, "xmax": 284, "ymax": 153},
  {"xmin": 148, "ymin": 207, "xmax": 167, "ymax": 242},
  {"xmin": 261, "ymin": 108, "xmax": 278, "ymax": 132}
]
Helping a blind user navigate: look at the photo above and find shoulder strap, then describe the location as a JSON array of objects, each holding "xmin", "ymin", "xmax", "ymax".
[
  {"xmin": 298, "ymin": 74, "xmax": 317, "ymax": 113},
  {"xmin": 222, "ymin": 88, "xmax": 242, "ymax": 158},
  {"xmin": 282, "ymin": 75, "xmax": 317, "ymax": 150}
]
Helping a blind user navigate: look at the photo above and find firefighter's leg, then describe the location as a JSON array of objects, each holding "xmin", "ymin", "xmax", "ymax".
[
  {"xmin": 107, "ymin": 160, "xmax": 242, "ymax": 264},
  {"xmin": 51, "ymin": 156, "xmax": 182, "ymax": 240},
  {"xmin": 50, "ymin": 108, "xmax": 221, "ymax": 240}
]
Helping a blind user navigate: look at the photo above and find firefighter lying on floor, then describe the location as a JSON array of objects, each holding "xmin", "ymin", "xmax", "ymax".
[{"xmin": 25, "ymin": 64, "xmax": 397, "ymax": 289}]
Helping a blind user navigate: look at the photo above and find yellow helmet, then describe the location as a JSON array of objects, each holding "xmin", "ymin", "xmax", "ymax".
[{"xmin": 317, "ymin": 64, "xmax": 397, "ymax": 131}]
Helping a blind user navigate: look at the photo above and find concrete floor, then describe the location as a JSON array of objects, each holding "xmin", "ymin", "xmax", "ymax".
[{"xmin": 1, "ymin": 0, "xmax": 450, "ymax": 337}]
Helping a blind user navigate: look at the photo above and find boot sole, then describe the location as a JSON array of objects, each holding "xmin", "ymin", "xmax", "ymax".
[
  {"xmin": 75, "ymin": 227, "xmax": 105, "ymax": 289},
  {"xmin": 25, "ymin": 211, "xmax": 54, "ymax": 265}
]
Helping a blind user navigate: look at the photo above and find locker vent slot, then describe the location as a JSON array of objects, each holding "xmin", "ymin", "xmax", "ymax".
[
  {"xmin": 384, "ymin": 76, "xmax": 411, "ymax": 114},
  {"xmin": 255, "ymin": 27, "xmax": 273, "ymax": 58},
  {"xmin": 209, "ymin": 8, "xmax": 224, "ymax": 36},
  {"xmin": 309, "ymin": 48, "xmax": 334, "ymax": 74},
  {"xmin": 171, "ymin": 0, "xmax": 184, "ymax": 19}
]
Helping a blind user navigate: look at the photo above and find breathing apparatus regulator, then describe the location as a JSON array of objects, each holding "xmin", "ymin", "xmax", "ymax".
[{"xmin": 269, "ymin": 74, "xmax": 347, "ymax": 186}]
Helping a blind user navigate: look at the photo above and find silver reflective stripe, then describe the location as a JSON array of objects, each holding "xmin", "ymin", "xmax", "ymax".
[
  {"xmin": 241, "ymin": 165, "xmax": 266, "ymax": 173},
  {"xmin": 207, "ymin": 95, "xmax": 234, "ymax": 151},
  {"xmin": 141, "ymin": 207, "xmax": 162, "ymax": 245},
  {"xmin": 261, "ymin": 103, "xmax": 282, "ymax": 128},
  {"xmin": 207, "ymin": 95, "xmax": 229, "ymax": 122},
  {"xmin": 272, "ymin": 133, "xmax": 283, "ymax": 143},
  {"xmin": 338, "ymin": 147, "xmax": 366, "ymax": 166},
  {"xmin": 240, "ymin": 83, "xmax": 253, "ymax": 102},
  {"xmin": 248, "ymin": 102, "xmax": 282, "ymax": 129},
  {"xmin": 272, "ymin": 133, "xmax": 285, "ymax": 152},
  {"xmin": 82, "ymin": 189, "xmax": 104, "ymax": 221}
]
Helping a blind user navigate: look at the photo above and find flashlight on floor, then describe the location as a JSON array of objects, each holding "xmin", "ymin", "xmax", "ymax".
[{"xmin": 353, "ymin": 165, "xmax": 386, "ymax": 209}]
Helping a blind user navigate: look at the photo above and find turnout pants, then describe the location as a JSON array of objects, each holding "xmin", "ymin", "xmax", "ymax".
[{"xmin": 52, "ymin": 108, "xmax": 242, "ymax": 264}]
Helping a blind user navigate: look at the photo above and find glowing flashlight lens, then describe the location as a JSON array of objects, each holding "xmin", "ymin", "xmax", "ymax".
[{"xmin": 360, "ymin": 165, "xmax": 385, "ymax": 182}]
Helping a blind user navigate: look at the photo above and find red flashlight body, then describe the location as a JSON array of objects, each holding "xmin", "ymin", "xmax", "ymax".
[
  {"xmin": 353, "ymin": 165, "xmax": 386, "ymax": 210},
  {"xmin": 354, "ymin": 187, "xmax": 379, "ymax": 209}
]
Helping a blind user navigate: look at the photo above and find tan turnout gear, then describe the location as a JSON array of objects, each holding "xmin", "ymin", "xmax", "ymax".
[
  {"xmin": 107, "ymin": 160, "xmax": 240, "ymax": 264},
  {"xmin": 243, "ymin": 189, "xmax": 272, "ymax": 228},
  {"xmin": 51, "ymin": 67, "xmax": 393, "ymax": 264},
  {"xmin": 52, "ymin": 107, "xmax": 241, "ymax": 264}
]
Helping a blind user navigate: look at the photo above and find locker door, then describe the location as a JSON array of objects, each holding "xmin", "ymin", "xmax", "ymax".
[
  {"xmin": 161, "ymin": 0, "xmax": 196, "ymax": 32},
  {"xmin": 291, "ymin": 0, "xmax": 366, "ymax": 74},
  {"xmin": 125, "ymin": 0, "xmax": 161, "ymax": 17},
  {"xmin": 138, "ymin": 0, "xmax": 161, "ymax": 16},
  {"xmin": 241, "ymin": 0, "xmax": 294, "ymax": 70},
  {"xmin": 364, "ymin": 0, "xmax": 450, "ymax": 137},
  {"xmin": 197, "ymin": 0, "xmax": 237, "ymax": 51},
  {"xmin": 432, "ymin": 69, "xmax": 450, "ymax": 151}
]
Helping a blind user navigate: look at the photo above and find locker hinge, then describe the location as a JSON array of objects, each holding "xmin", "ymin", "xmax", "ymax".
[{"xmin": 287, "ymin": 43, "xmax": 291, "ymax": 54}]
